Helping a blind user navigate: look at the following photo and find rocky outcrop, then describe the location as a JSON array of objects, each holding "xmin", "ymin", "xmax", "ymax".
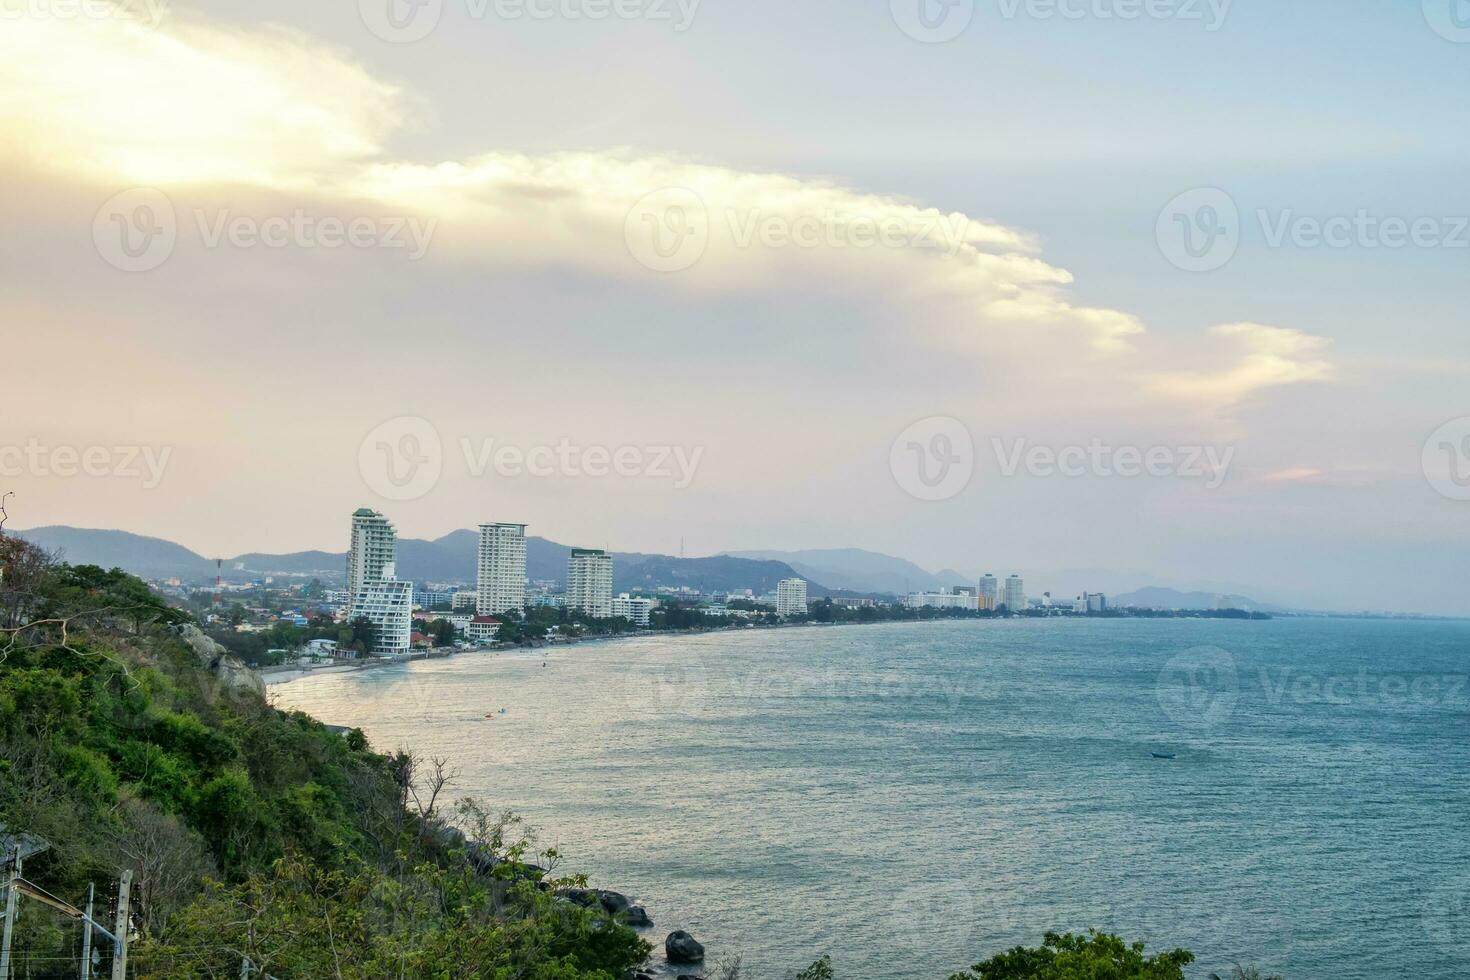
[
  {"xmin": 175, "ymin": 624, "xmax": 265, "ymax": 698},
  {"xmin": 665, "ymin": 931, "xmax": 705, "ymax": 964},
  {"xmin": 555, "ymin": 888, "xmax": 651, "ymax": 926}
]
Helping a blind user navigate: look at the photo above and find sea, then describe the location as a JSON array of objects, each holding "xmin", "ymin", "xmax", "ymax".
[{"xmin": 270, "ymin": 617, "xmax": 1470, "ymax": 979}]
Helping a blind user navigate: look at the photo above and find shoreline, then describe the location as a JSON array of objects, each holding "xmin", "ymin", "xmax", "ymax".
[
  {"xmin": 257, "ymin": 620, "xmax": 836, "ymax": 686},
  {"xmin": 256, "ymin": 608, "xmax": 1304, "ymax": 688}
]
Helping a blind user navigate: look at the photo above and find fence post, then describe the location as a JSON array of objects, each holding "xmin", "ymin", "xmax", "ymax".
[
  {"xmin": 80, "ymin": 882, "xmax": 95, "ymax": 980},
  {"xmin": 0, "ymin": 847, "xmax": 22, "ymax": 980},
  {"xmin": 109, "ymin": 871, "xmax": 131, "ymax": 980}
]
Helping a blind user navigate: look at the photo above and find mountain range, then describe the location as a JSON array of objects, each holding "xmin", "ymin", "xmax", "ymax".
[
  {"xmin": 14, "ymin": 526, "xmax": 819, "ymax": 597},
  {"xmin": 13, "ymin": 526, "xmax": 1280, "ymax": 610}
]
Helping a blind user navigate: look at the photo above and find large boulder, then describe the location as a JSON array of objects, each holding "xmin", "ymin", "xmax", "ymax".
[
  {"xmin": 665, "ymin": 931, "xmax": 705, "ymax": 964},
  {"xmin": 176, "ymin": 624, "xmax": 265, "ymax": 698},
  {"xmin": 624, "ymin": 905, "xmax": 652, "ymax": 927}
]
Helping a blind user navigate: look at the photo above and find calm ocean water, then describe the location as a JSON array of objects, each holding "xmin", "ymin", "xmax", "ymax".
[{"xmin": 271, "ymin": 618, "xmax": 1470, "ymax": 979}]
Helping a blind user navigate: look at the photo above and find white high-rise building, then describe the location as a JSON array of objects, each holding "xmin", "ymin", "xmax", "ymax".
[
  {"xmin": 566, "ymin": 549, "xmax": 614, "ymax": 618},
  {"xmin": 978, "ymin": 574, "xmax": 1000, "ymax": 611},
  {"xmin": 611, "ymin": 593, "xmax": 654, "ymax": 626},
  {"xmin": 352, "ymin": 562, "xmax": 413, "ymax": 656},
  {"xmin": 477, "ymin": 523, "xmax": 527, "ymax": 615},
  {"xmin": 347, "ymin": 508, "xmax": 396, "ymax": 598},
  {"xmin": 776, "ymin": 578, "xmax": 809, "ymax": 617},
  {"xmin": 1004, "ymin": 574, "xmax": 1026, "ymax": 612}
]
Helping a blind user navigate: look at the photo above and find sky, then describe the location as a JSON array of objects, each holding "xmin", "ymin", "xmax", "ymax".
[{"xmin": 2, "ymin": 0, "xmax": 1468, "ymax": 614}]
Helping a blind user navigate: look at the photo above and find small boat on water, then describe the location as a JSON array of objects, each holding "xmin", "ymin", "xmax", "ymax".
[{"xmin": 1151, "ymin": 752, "xmax": 1177, "ymax": 760}]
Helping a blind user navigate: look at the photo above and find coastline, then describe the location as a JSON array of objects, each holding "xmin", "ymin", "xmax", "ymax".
[{"xmin": 255, "ymin": 619, "xmax": 873, "ymax": 687}]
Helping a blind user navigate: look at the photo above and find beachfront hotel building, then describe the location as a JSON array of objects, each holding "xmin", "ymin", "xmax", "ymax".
[
  {"xmin": 611, "ymin": 593, "xmax": 654, "ymax": 626},
  {"xmin": 477, "ymin": 522, "xmax": 528, "ymax": 615},
  {"xmin": 566, "ymin": 548, "xmax": 614, "ymax": 618},
  {"xmin": 776, "ymin": 578, "xmax": 809, "ymax": 617},
  {"xmin": 978, "ymin": 574, "xmax": 1000, "ymax": 611},
  {"xmin": 1004, "ymin": 575, "xmax": 1026, "ymax": 612},
  {"xmin": 347, "ymin": 508, "xmax": 397, "ymax": 597},
  {"xmin": 352, "ymin": 562, "xmax": 414, "ymax": 656}
]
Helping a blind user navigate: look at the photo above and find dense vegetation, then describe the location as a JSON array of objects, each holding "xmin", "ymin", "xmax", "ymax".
[{"xmin": 0, "ymin": 536, "xmax": 648, "ymax": 978}]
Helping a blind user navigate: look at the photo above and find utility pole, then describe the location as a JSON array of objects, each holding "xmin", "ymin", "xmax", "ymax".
[
  {"xmin": 0, "ymin": 846, "xmax": 21, "ymax": 980},
  {"xmin": 109, "ymin": 871, "xmax": 131, "ymax": 980},
  {"xmin": 80, "ymin": 882, "xmax": 95, "ymax": 980}
]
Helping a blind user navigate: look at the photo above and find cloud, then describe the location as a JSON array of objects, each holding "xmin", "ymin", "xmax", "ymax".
[
  {"xmin": 1149, "ymin": 323, "xmax": 1335, "ymax": 409},
  {"xmin": 0, "ymin": 3, "xmax": 1329, "ymax": 394},
  {"xmin": 0, "ymin": 7, "xmax": 400, "ymax": 188}
]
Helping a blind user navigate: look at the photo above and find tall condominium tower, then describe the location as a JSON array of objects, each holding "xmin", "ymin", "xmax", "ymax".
[
  {"xmin": 477, "ymin": 522, "xmax": 527, "ymax": 615},
  {"xmin": 1004, "ymin": 574, "xmax": 1026, "ymax": 612},
  {"xmin": 978, "ymin": 574, "xmax": 1000, "ymax": 611},
  {"xmin": 347, "ymin": 508, "xmax": 397, "ymax": 597},
  {"xmin": 566, "ymin": 549, "xmax": 614, "ymax": 618}
]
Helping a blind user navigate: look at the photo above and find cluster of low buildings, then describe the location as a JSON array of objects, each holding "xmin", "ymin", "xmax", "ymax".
[{"xmin": 902, "ymin": 575, "xmax": 1109, "ymax": 615}]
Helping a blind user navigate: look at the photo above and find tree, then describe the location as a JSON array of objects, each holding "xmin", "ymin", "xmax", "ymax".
[{"xmin": 949, "ymin": 931, "xmax": 1194, "ymax": 980}]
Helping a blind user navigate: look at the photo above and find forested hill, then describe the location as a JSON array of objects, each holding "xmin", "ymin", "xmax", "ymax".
[{"xmin": 0, "ymin": 534, "xmax": 650, "ymax": 978}]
